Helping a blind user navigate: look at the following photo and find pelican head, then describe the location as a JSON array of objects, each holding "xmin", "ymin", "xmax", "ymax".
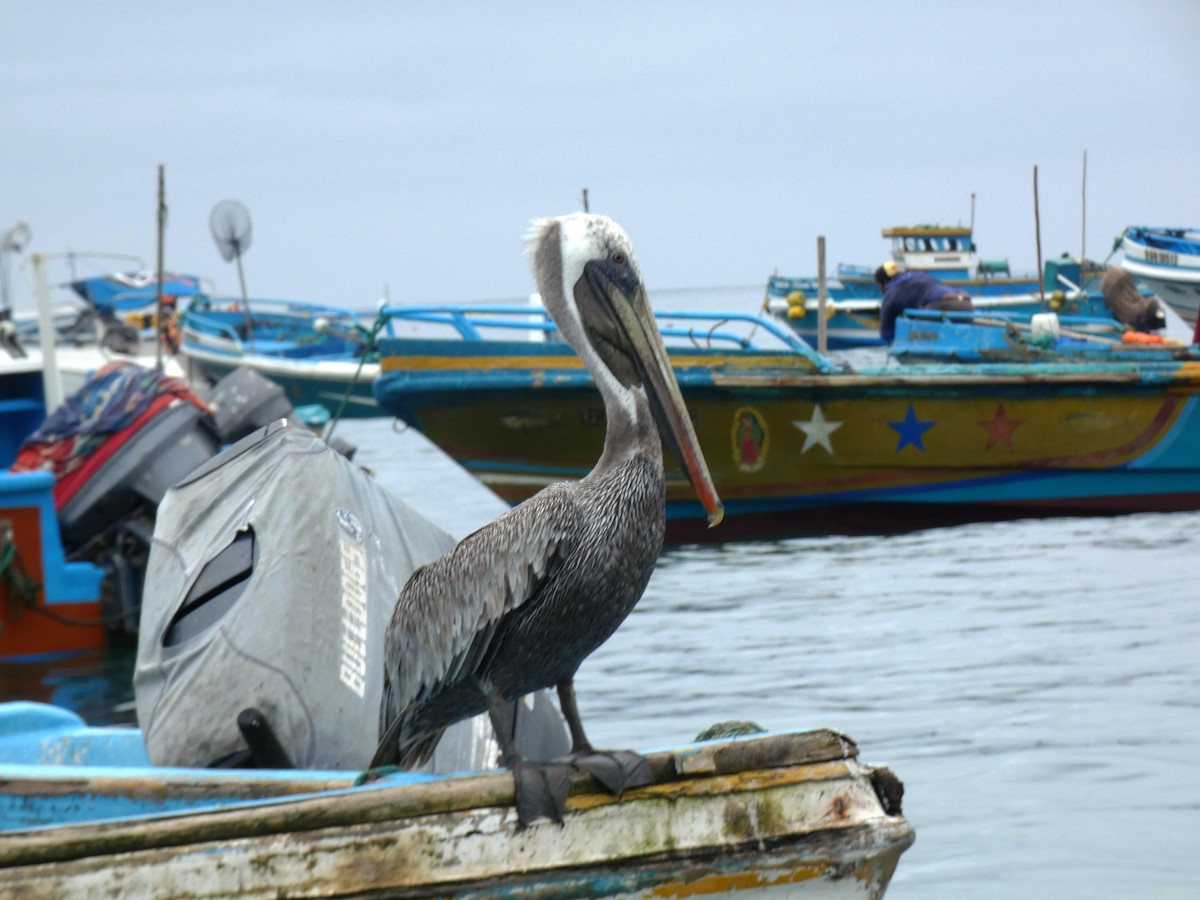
[{"xmin": 527, "ymin": 213, "xmax": 723, "ymax": 526}]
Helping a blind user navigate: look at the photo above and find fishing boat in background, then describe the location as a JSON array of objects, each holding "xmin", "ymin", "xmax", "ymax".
[
  {"xmin": 179, "ymin": 295, "xmax": 388, "ymax": 417},
  {"xmin": 372, "ymin": 304, "xmax": 1200, "ymax": 543},
  {"xmin": 0, "ymin": 701, "xmax": 913, "ymax": 898},
  {"xmin": 3, "ymin": 258, "xmax": 197, "ymax": 395},
  {"xmin": 766, "ymin": 227, "xmax": 1113, "ymax": 348},
  {"xmin": 838, "ymin": 224, "xmax": 1044, "ymax": 298},
  {"xmin": 1118, "ymin": 226, "xmax": 1200, "ymax": 321}
]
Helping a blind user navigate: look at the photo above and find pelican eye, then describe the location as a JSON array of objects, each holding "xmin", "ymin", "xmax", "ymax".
[{"xmin": 609, "ymin": 249, "xmax": 628, "ymax": 267}]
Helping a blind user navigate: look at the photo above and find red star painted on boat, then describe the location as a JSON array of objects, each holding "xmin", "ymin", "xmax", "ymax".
[{"xmin": 979, "ymin": 404, "xmax": 1022, "ymax": 450}]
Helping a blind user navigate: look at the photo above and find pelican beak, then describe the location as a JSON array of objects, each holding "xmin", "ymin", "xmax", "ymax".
[{"xmin": 581, "ymin": 262, "xmax": 724, "ymax": 527}]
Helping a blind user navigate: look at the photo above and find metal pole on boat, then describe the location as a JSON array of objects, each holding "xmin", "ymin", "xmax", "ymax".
[
  {"xmin": 817, "ymin": 235, "xmax": 827, "ymax": 356},
  {"xmin": 1080, "ymin": 150, "xmax": 1088, "ymax": 272},
  {"xmin": 1033, "ymin": 166, "xmax": 1045, "ymax": 309},
  {"xmin": 32, "ymin": 253, "xmax": 62, "ymax": 411},
  {"xmin": 155, "ymin": 164, "xmax": 166, "ymax": 372},
  {"xmin": 581, "ymin": 188, "xmax": 589, "ymax": 213}
]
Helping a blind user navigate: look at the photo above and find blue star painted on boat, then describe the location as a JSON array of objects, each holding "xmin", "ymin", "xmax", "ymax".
[{"xmin": 888, "ymin": 404, "xmax": 935, "ymax": 452}]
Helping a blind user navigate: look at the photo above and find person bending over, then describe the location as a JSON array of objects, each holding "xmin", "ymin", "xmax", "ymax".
[{"xmin": 876, "ymin": 261, "xmax": 972, "ymax": 344}]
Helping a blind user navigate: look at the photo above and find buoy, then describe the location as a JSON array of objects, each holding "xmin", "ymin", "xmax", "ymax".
[{"xmin": 786, "ymin": 291, "xmax": 807, "ymax": 319}]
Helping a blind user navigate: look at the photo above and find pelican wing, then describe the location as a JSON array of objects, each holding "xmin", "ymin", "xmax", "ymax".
[{"xmin": 385, "ymin": 482, "xmax": 581, "ymax": 711}]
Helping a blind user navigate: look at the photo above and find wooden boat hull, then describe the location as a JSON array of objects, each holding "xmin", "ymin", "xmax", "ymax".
[
  {"xmin": 375, "ymin": 337, "xmax": 1200, "ymax": 542},
  {"xmin": 0, "ymin": 705, "xmax": 913, "ymax": 898}
]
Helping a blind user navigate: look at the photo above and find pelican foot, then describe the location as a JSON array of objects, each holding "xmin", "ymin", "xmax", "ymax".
[
  {"xmin": 566, "ymin": 749, "xmax": 653, "ymax": 797},
  {"xmin": 513, "ymin": 759, "xmax": 576, "ymax": 826}
]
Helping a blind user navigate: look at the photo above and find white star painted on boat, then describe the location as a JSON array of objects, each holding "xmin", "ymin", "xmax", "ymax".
[{"xmin": 793, "ymin": 405, "xmax": 843, "ymax": 454}]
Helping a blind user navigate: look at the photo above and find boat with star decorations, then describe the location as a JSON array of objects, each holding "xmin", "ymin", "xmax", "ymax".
[{"xmin": 371, "ymin": 303, "xmax": 1200, "ymax": 543}]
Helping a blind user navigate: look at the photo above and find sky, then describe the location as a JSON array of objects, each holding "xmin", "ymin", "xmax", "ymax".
[{"xmin": 3, "ymin": 1, "xmax": 1199, "ymax": 311}]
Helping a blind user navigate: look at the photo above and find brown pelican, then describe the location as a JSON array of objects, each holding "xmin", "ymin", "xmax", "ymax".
[{"xmin": 371, "ymin": 213, "xmax": 723, "ymax": 823}]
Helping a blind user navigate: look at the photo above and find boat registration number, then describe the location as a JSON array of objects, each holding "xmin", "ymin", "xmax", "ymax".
[{"xmin": 1146, "ymin": 249, "xmax": 1178, "ymax": 265}]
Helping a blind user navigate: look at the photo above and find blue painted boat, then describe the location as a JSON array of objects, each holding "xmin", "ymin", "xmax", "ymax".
[
  {"xmin": 372, "ymin": 304, "xmax": 1200, "ymax": 543},
  {"xmin": 180, "ymin": 295, "xmax": 389, "ymax": 417},
  {"xmin": 1119, "ymin": 226, "xmax": 1200, "ymax": 321},
  {"xmin": 67, "ymin": 270, "xmax": 206, "ymax": 317},
  {"xmin": 0, "ymin": 701, "xmax": 913, "ymax": 897},
  {"xmin": 10, "ymin": 264, "xmax": 203, "ymax": 352},
  {"xmin": 765, "ymin": 226, "xmax": 1113, "ymax": 349}
]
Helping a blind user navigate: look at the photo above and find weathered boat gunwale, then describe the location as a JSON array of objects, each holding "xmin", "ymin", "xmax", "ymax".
[
  {"xmin": 708, "ymin": 364, "xmax": 1200, "ymax": 390},
  {"xmin": 2, "ymin": 815, "xmax": 914, "ymax": 900},
  {"xmin": 0, "ymin": 728, "xmax": 913, "ymax": 898},
  {"xmin": 0, "ymin": 729, "xmax": 865, "ymax": 867}
]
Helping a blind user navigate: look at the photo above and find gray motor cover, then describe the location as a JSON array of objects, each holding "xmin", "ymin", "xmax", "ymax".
[{"xmin": 133, "ymin": 421, "xmax": 459, "ymax": 770}]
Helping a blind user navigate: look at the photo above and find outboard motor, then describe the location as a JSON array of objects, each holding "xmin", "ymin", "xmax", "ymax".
[
  {"xmin": 133, "ymin": 421, "xmax": 566, "ymax": 772},
  {"xmin": 205, "ymin": 366, "xmax": 356, "ymax": 459},
  {"xmin": 1101, "ymin": 267, "xmax": 1167, "ymax": 332}
]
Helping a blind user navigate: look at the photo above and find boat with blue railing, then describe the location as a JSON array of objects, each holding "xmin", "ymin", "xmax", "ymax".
[
  {"xmin": 179, "ymin": 295, "xmax": 391, "ymax": 416},
  {"xmin": 371, "ymin": 302, "xmax": 1200, "ymax": 543},
  {"xmin": 1118, "ymin": 226, "xmax": 1200, "ymax": 321}
]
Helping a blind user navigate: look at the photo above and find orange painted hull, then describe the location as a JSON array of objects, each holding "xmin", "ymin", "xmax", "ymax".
[{"xmin": 0, "ymin": 502, "xmax": 105, "ymax": 660}]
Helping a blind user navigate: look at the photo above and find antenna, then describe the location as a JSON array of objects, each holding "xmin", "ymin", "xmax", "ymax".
[{"xmin": 209, "ymin": 199, "xmax": 255, "ymax": 347}]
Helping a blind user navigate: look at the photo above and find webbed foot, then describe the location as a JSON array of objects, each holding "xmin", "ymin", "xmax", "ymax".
[
  {"xmin": 566, "ymin": 749, "xmax": 653, "ymax": 796},
  {"xmin": 513, "ymin": 759, "xmax": 576, "ymax": 826}
]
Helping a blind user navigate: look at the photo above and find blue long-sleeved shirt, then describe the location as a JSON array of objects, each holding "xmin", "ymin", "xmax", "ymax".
[{"xmin": 879, "ymin": 271, "xmax": 960, "ymax": 343}]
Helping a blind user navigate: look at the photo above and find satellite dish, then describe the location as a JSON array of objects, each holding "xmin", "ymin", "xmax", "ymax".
[{"xmin": 209, "ymin": 200, "xmax": 252, "ymax": 299}]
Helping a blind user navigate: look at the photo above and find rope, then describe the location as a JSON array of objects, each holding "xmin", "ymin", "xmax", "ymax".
[
  {"xmin": 0, "ymin": 528, "xmax": 136, "ymax": 629},
  {"xmin": 325, "ymin": 309, "xmax": 390, "ymax": 443},
  {"xmin": 1, "ymin": 528, "xmax": 43, "ymax": 628}
]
